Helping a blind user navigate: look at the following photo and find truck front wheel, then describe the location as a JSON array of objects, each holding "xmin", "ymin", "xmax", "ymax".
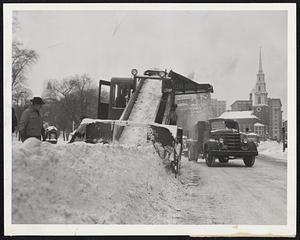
[
  {"xmin": 205, "ymin": 152, "xmax": 215, "ymax": 167},
  {"xmin": 243, "ymin": 156, "xmax": 255, "ymax": 167}
]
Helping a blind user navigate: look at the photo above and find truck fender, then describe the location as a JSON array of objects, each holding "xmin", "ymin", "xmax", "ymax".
[{"xmin": 247, "ymin": 141, "xmax": 258, "ymax": 152}]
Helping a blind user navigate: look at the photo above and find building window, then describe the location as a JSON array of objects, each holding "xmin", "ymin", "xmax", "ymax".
[
  {"xmin": 258, "ymin": 96, "xmax": 261, "ymax": 104},
  {"xmin": 258, "ymin": 86, "xmax": 261, "ymax": 91}
]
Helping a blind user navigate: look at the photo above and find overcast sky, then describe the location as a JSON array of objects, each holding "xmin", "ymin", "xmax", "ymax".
[{"xmin": 13, "ymin": 10, "xmax": 287, "ymax": 118}]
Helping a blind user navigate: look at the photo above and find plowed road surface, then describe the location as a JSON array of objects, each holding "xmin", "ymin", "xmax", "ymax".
[{"xmin": 175, "ymin": 155, "xmax": 287, "ymax": 224}]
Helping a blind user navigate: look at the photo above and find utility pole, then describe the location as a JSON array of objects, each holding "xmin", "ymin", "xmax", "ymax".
[{"xmin": 282, "ymin": 127, "xmax": 286, "ymax": 152}]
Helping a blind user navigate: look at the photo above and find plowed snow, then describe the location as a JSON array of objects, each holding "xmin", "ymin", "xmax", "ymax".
[
  {"xmin": 119, "ymin": 79, "xmax": 162, "ymax": 144},
  {"xmin": 12, "ymin": 138, "xmax": 180, "ymax": 224}
]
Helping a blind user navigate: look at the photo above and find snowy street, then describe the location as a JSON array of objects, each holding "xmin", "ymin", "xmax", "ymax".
[
  {"xmin": 12, "ymin": 137, "xmax": 287, "ymax": 225},
  {"xmin": 176, "ymin": 154, "xmax": 287, "ymax": 224}
]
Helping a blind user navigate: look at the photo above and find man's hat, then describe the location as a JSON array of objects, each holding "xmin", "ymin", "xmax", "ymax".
[{"xmin": 30, "ymin": 97, "xmax": 45, "ymax": 105}]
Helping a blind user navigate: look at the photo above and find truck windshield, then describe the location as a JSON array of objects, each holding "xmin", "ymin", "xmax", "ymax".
[
  {"xmin": 211, "ymin": 120, "xmax": 238, "ymax": 131},
  {"xmin": 211, "ymin": 120, "xmax": 226, "ymax": 130}
]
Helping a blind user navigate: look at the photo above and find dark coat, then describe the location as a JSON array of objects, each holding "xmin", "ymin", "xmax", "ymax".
[
  {"xmin": 115, "ymin": 95, "xmax": 126, "ymax": 108},
  {"xmin": 19, "ymin": 106, "xmax": 43, "ymax": 142}
]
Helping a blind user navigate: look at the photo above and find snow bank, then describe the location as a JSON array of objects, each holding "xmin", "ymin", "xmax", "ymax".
[
  {"xmin": 258, "ymin": 140, "xmax": 287, "ymax": 162},
  {"xmin": 12, "ymin": 137, "xmax": 179, "ymax": 224},
  {"xmin": 119, "ymin": 79, "xmax": 162, "ymax": 145}
]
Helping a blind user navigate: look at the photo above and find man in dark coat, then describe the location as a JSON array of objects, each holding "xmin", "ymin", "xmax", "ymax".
[
  {"xmin": 19, "ymin": 97, "xmax": 45, "ymax": 142},
  {"xmin": 115, "ymin": 89, "xmax": 127, "ymax": 108},
  {"xmin": 12, "ymin": 107, "xmax": 18, "ymax": 133}
]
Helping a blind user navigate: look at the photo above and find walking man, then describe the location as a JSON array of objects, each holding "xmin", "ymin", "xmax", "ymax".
[{"xmin": 19, "ymin": 97, "xmax": 45, "ymax": 142}]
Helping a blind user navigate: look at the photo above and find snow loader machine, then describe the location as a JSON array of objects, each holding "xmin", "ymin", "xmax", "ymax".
[
  {"xmin": 71, "ymin": 69, "xmax": 213, "ymax": 176},
  {"xmin": 187, "ymin": 118, "xmax": 258, "ymax": 167}
]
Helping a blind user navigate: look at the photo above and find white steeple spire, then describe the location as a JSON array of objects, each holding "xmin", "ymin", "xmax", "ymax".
[{"xmin": 258, "ymin": 47, "xmax": 263, "ymax": 74}]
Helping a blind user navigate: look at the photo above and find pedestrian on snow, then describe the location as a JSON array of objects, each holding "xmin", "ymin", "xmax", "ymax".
[
  {"xmin": 19, "ymin": 97, "xmax": 45, "ymax": 142},
  {"xmin": 12, "ymin": 107, "xmax": 18, "ymax": 133},
  {"xmin": 169, "ymin": 104, "xmax": 178, "ymax": 125}
]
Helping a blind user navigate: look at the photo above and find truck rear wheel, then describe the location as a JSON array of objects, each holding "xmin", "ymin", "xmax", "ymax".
[
  {"xmin": 243, "ymin": 156, "xmax": 255, "ymax": 167},
  {"xmin": 205, "ymin": 152, "xmax": 215, "ymax": 167}
]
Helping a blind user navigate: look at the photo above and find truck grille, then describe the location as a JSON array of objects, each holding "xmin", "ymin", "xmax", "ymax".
[{"xmin": 222, "ymin": 134, "xmax": 241, "ymax": 150}]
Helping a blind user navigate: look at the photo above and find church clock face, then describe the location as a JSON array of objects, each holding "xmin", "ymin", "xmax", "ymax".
[{"xmin": 256, "ymin": 107, "xmax": 261, "ymax": 112}]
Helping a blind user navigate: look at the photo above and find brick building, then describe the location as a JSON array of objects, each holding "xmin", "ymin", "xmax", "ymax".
[
  {"xmin": 231, "ymin": 100, "xmax": 253, "ymax": 111},
  {"xmin": 268, "ymin": 98, "xmax": 282, "ymax": 140},
  {"xmin": 175, "ymin": 92, "xmax": 213, "ymax": 136},
  {"xmin": 211, "ymin": 98, "xmax": 227, "ymax": 118}
]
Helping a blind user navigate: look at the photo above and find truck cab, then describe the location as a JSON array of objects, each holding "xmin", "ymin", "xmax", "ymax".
[
  {"xmin": 188, "ymin": 118, "xmax": 258, "ymax": 167},
  {"xmin": 98, "ymin": 78, "xmax": 135, "ymax": 120}
]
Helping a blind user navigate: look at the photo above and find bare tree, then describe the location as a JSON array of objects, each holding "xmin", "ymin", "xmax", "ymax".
[
  {"xmin": 43, "ymin": 74, "xmax": 99, "ymax": 131},
  {"xmin": 12, "ymin": 41, "xmax": 39, "ymax": 89},
  {"xmin": 12, "ymin": 13, "xmax": 37, "ymax": 109},
  {"xmin": 13, "ymin": 12, "xmax": 20, "ymax": 34},
  {"xmin": 12, "ymin": 84, "xmax": 32, "ymax": 106}
]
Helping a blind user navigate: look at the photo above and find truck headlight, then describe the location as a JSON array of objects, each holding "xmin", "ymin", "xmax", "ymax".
[
  {"xmin": 219, "ymin": 137, "xmax": 224, "ymax": 144},
  {"xmin": 242, "ymin": 138, "xmax": 248, "ymax": 144}
]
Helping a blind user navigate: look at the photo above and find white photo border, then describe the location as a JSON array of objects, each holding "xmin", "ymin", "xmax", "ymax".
[{"xmin": 3, "ymin": 3, "xmax": 297, "ymax": 237}]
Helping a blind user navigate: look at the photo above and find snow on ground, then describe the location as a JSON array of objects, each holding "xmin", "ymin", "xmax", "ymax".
[
  {"xmin": 119, "ymin": 79, "xmax": 162, "ymax": 145},
  {"xmin": 12, "ymin": 137, "xmax": 180, "ymax": 224},
  {"xmin": 219, "ymin": 111, "xmax": 258, "ymax": 120},
  {"xmin": 258, "ymin": 140, "xmax": 287, "ymax": 162}
]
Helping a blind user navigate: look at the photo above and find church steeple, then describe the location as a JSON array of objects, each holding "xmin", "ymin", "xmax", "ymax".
[
  {"xmin": 254, "ymin": 47, "xmax": 268, "ymax": 106},
  {"xmin": 257, "ymin": 47, "xmax": 265, "ymax": 82},
  {"xmin": 258, "ymin": 47, "xmax": 263, "ymax": 74}
]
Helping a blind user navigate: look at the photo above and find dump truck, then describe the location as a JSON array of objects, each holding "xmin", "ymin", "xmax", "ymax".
[{"xmin": 187, "ymin": 118, "xmax": 258, "ymax": 167}]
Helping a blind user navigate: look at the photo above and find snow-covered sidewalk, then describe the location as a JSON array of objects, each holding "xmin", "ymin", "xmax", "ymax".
[{"xmin": 258, "ymin": 140, "xmax": 287, "ymax": 162}]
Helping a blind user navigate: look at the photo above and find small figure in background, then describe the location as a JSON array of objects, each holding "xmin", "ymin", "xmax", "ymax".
[
  {"xmin": 115, "ymin": 89, "xmax": 127, "ymax": 108},
  {"xmin": 19, "ymin": 97, "xmax": 45, "ymax": 142},
  {"xmin": 42, "ymin": 122, "xmax": 49, "ymax": 141}
]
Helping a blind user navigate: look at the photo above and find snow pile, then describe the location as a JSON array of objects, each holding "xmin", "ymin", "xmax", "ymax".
[
  {"xmin": 12, "ymin": 138, "xmax": 179, "ymax": 224},
  {"xmin": 119, "ymin": 79, "xmax": 162, "ymax": 145},
  {"xmin": 258, "ymin": 140, "xmax": 287, "ymax": 161}
]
